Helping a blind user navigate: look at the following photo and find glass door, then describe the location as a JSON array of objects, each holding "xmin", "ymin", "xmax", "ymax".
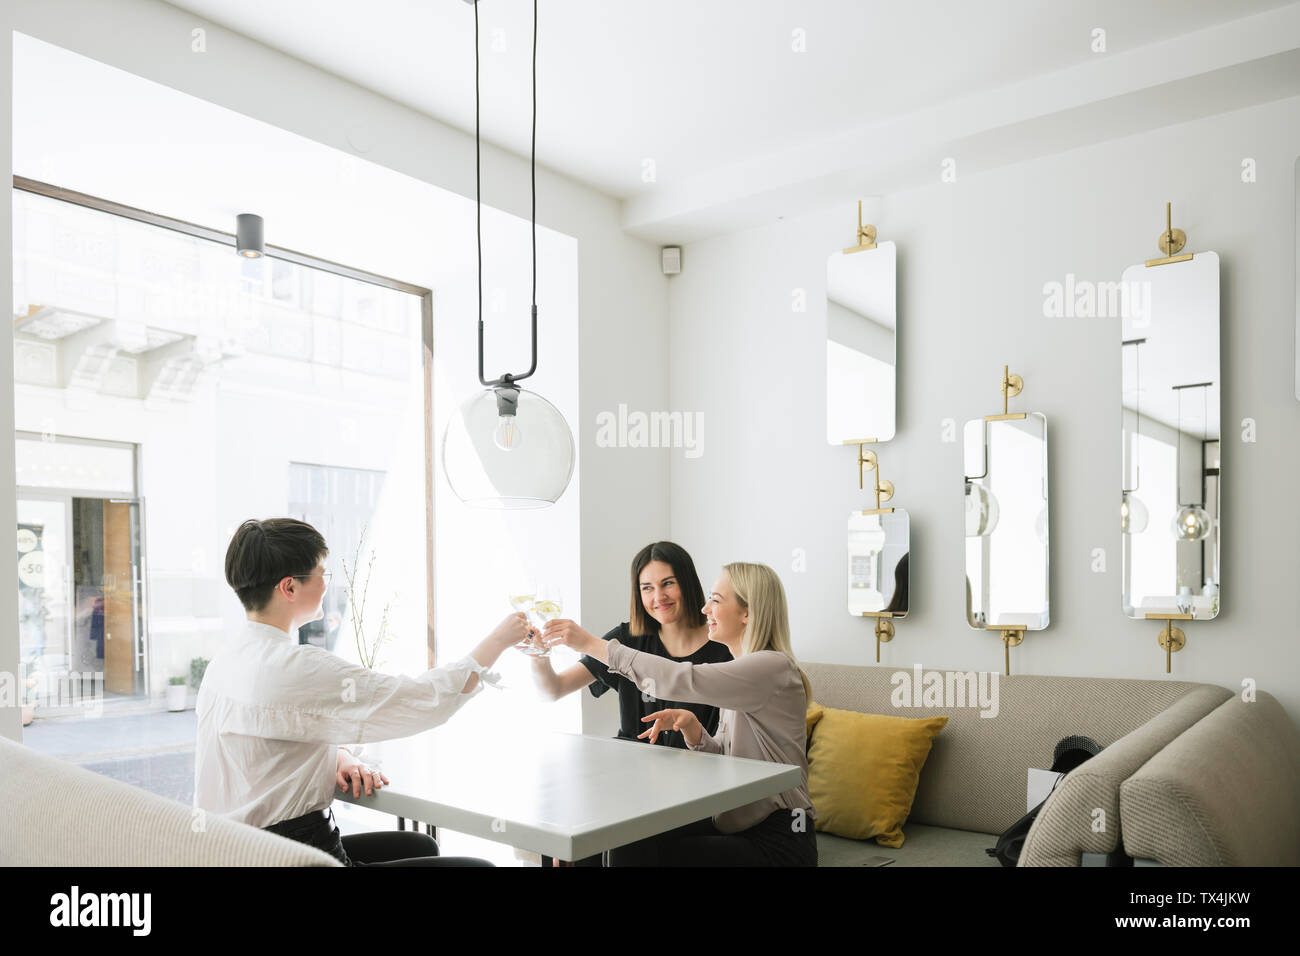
[{"xmin": 17, "ymin": 492, "xmax": 147, "ymax": 717}]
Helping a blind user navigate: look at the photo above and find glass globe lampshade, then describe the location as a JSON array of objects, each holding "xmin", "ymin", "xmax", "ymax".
[
  {"xmin": 1120, "ymin": 492, "xmax": 1149, "ymax": 534},
  {"xmin": 964, "ymin": 482, "xmax": 999, "ymax": 537},
  {"xmin": 1172, "ymin": 504, "xmax": 1211, "ymax": 542},
  {"xmin": 442, "ymin": 385, "xmax": 574, "ymax": 509}
]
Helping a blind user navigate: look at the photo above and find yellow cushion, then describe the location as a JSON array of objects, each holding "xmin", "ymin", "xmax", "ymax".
[
  {"xmin": 807, "ymin": 705, "xmax": 948, "ymax": 847},
  {"xmin": 806, "ymin": 702, "xmax": 826, "ymax": 741}
]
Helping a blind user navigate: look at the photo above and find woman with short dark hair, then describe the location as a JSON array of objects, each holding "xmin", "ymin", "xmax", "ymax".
[{"xmin": 196, "ymin": 517, "xmax": 527, "ymax": 867}]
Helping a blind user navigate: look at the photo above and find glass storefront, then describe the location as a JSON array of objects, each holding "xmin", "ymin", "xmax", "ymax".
[{"xmin": 12, "ymin": 185, "xmax": 428, "ymax": 802}]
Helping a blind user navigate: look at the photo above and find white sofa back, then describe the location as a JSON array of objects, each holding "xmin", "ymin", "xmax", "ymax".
[{"xmin": 0, "ymin": 735, "xmax": 342, "ymax": 866}]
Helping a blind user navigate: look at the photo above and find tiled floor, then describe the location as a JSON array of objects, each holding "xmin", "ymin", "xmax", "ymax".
[
  {"xmin": 22, "ymin": 708, "xmax": 197, "ymax": 761},
  {"xmin": 24, "ymin": 708, "xmax": 200, "ymax": 804}
]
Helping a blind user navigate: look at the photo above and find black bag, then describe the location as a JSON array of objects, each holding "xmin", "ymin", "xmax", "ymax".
[{"xmin": 986, "ymin": 735, "xmax": 1102, "ymax": 867}]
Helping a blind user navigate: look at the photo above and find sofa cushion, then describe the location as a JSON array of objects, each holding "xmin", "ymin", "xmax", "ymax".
[
  {"xmin": 1119, "ymin": 692, "xmax": 1300, "ymax": 866},
  {"xmin": 0, "ymin": 735, "xmax": 341, "ymax": 866},
  {"xmin": 807, "ymin": 704, "xmax": 947, "ymax": 847},
  {"xmin": 803, "ymin": 662, "xmax": 1227, "ymax": 836},
  {"xmin": 816, "ymin": 824, "xmax": 1002, "ymax": 867},
  {"xmin": 806, "ymin": 702, "xmax": 825, "ymax": 740},
  {"xmin": 1019, "ymin": 684, "xmax": 1231, "ymax": 866}
]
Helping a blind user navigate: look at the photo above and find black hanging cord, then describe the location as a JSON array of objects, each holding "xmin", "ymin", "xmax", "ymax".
[{"xmin": 476, "ymin": 0, "xmax": 539, "ymax": 389}]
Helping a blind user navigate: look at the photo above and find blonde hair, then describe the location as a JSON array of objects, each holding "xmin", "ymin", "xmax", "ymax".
[{"xmin": 723, "ymin": 562, "xmax": 812, "ymax": 704}]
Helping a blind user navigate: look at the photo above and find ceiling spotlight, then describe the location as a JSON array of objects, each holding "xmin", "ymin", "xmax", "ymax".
[{"xmin": 236, "ymin": 213, "xmax": 264, "ymax": 258}]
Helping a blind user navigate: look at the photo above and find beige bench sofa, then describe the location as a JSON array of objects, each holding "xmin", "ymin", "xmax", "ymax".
[
  {"xmin": 803, "ymin": 662, "xmax": 1300, "ymax": 867},
  {"xmin": 0, "ymin": 734, "xmax": 341, "ymax": 866}
]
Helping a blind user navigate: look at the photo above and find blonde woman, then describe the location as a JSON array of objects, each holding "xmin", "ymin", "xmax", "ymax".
[{"xmin": 542, "ymin": 561, "xmax": 817, "ymax": 867}]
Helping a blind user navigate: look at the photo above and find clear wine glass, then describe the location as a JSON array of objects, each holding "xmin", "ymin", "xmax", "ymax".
[
  {"xmin": 506, "ymin": 580, "xmax": 543, "ymax": 656},
  {"xmin": 528, "ymin": 583, "xmax": 563, "ymax": 658}
]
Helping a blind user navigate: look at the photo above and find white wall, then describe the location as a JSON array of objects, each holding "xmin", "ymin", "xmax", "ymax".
[
  {"xmin": 0, "ymin": 0, "xmax": 670, "ymax": 741},
  {"xmin": 668, "ymin": 93, "xmax": 1300, "ymax": 728}
]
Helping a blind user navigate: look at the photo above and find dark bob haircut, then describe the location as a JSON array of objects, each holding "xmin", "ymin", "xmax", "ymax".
[
  {"xmin": 224, "ymin": 518, "xmax": 329, "ymax": 613},
  {"xmin": 628, "ymin": 541, "xmax": 707, "ymax": 637}
]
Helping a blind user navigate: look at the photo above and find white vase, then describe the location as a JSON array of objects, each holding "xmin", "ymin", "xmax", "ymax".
[{"xmin": 166, "ymin": 684, "xmax": 188, "ymax": 712}]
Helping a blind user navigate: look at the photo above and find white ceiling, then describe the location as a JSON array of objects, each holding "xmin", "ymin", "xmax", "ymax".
[
  {"xmin": 153, "ymin": 0, "xmax": 1300, "ymax": 241},
  {"xmin": 157, "ymin": 0, "xmax": 1289, "ymax": 198}
]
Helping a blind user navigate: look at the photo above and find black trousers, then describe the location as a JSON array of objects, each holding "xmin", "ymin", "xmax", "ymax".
[
  {"xmin": 264, "ymin": 807, "xmax": 494, "ymax": 867},
  {"xmin": 605, "ymin": 808, "xmax": 818, "ymax": 867}
]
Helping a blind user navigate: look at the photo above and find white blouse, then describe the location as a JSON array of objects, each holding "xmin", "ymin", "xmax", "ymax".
[{"xmin": 194, "ymin": 619, "xmax": 501, "ymax": 828}]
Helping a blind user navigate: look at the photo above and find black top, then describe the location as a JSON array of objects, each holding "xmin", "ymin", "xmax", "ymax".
[{"xmin": 580, "ymin": 622, "xmax": 733, "ymax": 749}]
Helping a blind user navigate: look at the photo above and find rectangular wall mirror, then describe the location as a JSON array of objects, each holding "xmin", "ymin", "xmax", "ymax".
[
  {"xmin": 847, "ymin": 510, "xmax": 909, "ymax": 616},
  {"xmin": 1121, "ymin": 253, "xmax": 1220, "ymax": 620},
  {"xmin": 826, "ymin": 240, "xmax": 896, "ymax": 443},
  {"xmin": 964, "ymin": 413, "xmax": 1049, "ymax": 630}
]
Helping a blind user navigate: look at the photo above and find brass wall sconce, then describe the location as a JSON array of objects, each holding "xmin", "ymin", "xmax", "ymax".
[
  {"xmin": 843, "ymin": 199, "xmax": 878, "ymax": 254},
  {"xmin": 988, "ymin": 624, "xmax": 1025, "ymax": 677},
  {"xmin": 1147, "ymin": 613, "xmax": 1191, "ymax": 673},
  {"xmin": 990, "ymin": 364, "xmax": 1025, "ymax": 421},
  {"xmin": 1146, "ymin": 201, "xmax": 1193, "ymax": 268},
  {"xmin": 856, "ymin": 445, "xmax": 895, "ymax": 504},
  {"xmin": 864, "ymin": 612, "xmax": 895, "ymax": 663}
]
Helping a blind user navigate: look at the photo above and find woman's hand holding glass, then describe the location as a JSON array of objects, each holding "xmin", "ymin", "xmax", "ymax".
[
  {"xmin": 540, "ymin": 619, "xmax": 598, "ymax": 656},
  {"xmin": 489, "ymin": 612, "xmax": 531, "ymax": 651}
]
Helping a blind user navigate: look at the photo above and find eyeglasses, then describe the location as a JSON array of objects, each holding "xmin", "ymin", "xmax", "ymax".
[{"xmin": 273, "ymin": 570, "xmax": 332, "ymax": 587}]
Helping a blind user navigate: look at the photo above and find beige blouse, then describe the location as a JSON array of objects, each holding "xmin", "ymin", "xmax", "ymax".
[{"xmin": 604, "ymin": 639, "xmax": 816, "ymax": 834}]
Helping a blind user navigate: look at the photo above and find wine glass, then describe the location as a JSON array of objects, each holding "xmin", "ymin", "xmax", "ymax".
[
  {"xmin": 528, "ymin": 583, "xmax": 563, "ymax": 657},
  {"xmin": 506, "ymin": 580, "xmax": 542, "ymax": 656}
]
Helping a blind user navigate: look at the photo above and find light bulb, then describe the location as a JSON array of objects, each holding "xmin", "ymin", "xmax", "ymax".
[
  {"xmin": 1172, "ymin": 505, "xmax": 1210, "ymax": 542},
  {"xmin": 493, "ymin": 414, "xmax": 522, "ymax": 451},
  {"xmin": 1120, "ymin": 493, "xmax": 1149, "ymax": 534}
]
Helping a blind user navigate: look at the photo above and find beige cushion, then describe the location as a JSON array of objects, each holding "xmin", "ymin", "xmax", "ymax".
[
  {"xmin": 803, "ymin": 662, "xmax": 1222, "ymax": 836},
  {"xmin": 0, "ymin": 735, "xmax": 341, "ymax": 866},
  {"xmin": 1019, "ymin": 684, "xmax": 1230, "ymax": 866},
  {"xmin": 1120, "ymin": 692, "xmax": 1300, "ymax": 866}
]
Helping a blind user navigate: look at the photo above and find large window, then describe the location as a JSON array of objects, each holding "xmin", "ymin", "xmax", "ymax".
[
  {"xmin": 12, "ymin": 185, "xmax": 428, "ymax": 805},
  {"xmin": 289, "ymin": 462, "xmax": 386, "ymax": 653}
]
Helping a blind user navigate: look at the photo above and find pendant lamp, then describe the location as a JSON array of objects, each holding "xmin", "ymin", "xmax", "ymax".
[
  {"xmin": 1171, "ymin": 383, "xmax": 1211, "ymax": 543},
  {"xmin": 442, "ymin": 0, "xmax": 575, "ymax": 509}
]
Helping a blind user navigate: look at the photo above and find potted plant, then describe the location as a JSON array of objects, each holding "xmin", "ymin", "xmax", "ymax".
[
  {"xmin": 190, "ymin": 656, "xmax": 209, "ymax": 690},
  {"xmin": 166, "ymin": 675, "xmax": 188, "ymax": 711}
]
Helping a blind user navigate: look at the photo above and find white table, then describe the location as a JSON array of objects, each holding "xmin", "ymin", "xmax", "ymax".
[{"xmin": 334, "ymin": 728, "xmax": 802, "ymax": 862}]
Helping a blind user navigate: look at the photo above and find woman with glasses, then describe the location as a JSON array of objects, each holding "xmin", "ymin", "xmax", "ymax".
[{"xmin": 195, "ymin": 517, "xmax": 528, "ymax": 866}]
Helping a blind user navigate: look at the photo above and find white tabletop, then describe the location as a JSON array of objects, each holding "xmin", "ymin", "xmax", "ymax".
[{"xmin": 334, "ymin": 728, "xmax": 802, "ymax": 861}]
